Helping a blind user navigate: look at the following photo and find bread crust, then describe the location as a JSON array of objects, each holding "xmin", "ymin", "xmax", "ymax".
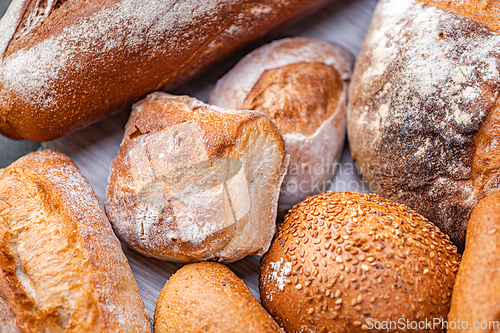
[
  {"xmin": 106, "ymin": 92, "xmax": 288, "ymax": 263},
  {"xmin": 0, "ymin": 0, "xmax": 330, "ymax": 142},
  {"xmin": 260, "ymin": 191, "xmax": 460, "ymax": 333},
  {"xmin": 347, "ymin": 0, "xmax": 500, "ymax": 249},
  {"xmin": 208, "ymin": 37, "xmax": 353, "ymax": 211},
  {"xmin": 448, "ymin": 191, "xmax": 500, "ymax": 332},
  {"xmin": 0, "ymin": 150, "xmax": 151, "ymax": 332},
  {"xmin": 154, "ymin": 262, "xmax": 283, "ymax": 333}
]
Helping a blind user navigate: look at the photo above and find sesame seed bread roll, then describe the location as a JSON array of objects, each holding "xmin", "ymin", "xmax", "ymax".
[
  {"xmin": 448, "ymin": 191, "xmax": 500, "ymax": 332},
  {"xmin": 208, "ymin": 37, "xmax": 353, "ymax": 211},
  {"xmin": 347, "ymin": 0, "xmax": 500, "ymax": 250},
  {"xmin": 106, "ymin": 92, "xmax": 288, "ymax": 263},
  {"xmin": 154, "ymin": 262, "xmax": 283, "ymax": 333},
  {"xmin": 260, "ymin": 191, "xmax": 460, "ymax": 333},
  {"xmin": 0, "ymin": 0, "xmax": 331, "ymax": 142},
  {"xmin": 0, "ymin": 150, "xmax": 151, "ymax": 332}
]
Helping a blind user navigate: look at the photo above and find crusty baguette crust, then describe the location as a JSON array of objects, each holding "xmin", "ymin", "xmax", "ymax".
[
  {"xmin": 448, "ymin": 191, "xmax": 500, "ymax": 332},
  {"xmin": 154, "ymin": 262, "xmax": 283, "ymax": 333},
  {"xmin": 106, "ymin": 92, "xmax": 288, "ymax": 263},
  {"xmin": 0, "ymin": 0, "xmax": 330, "ymax": 142},
  {"xmin": 347, "ymin": 0, "xmax": 500, "ymax": 249},
  {"xmin": 0, "ymin": 150, "xmax": 151, "ymax": 332},
  {"xmin": 208, "ymin": 37, "xmax": 353, "ymax": 211}
]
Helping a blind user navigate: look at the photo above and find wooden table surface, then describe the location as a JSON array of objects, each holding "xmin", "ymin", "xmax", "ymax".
[{"xmin": 1, "ymin": 0, "xmax": 379, "ymax": 325}]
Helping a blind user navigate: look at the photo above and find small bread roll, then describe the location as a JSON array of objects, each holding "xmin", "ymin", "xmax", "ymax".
[
  {"xmin": 448, "ymin": 191, "xmax": 500, "ymax": 332},
  {"xmin": 208, "ymin": 37, "xmax": 353, "ymax": 211},
  {"xmin": 0, "ymin": 150, "xmax": 151, "ymax": 332},
  {"xmin": 260, "ymin": 191, "xmax": 460, "ymax": 333},
  {"xmin": 106, "ymin": 92, "xmax": 288, "ymax": 263},
  {"xmin": 154, "ymin": 262, "xmax": 283, "ymax": 333}
]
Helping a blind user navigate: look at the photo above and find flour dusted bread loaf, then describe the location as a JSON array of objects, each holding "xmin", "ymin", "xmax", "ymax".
[
  {"xmin": 347, "ymin": 0, "xmax": 500, "ymax": 248},
  {"xmin": 209, "ymin": 37, "xmax": 352, "ymax": 211},
  {"xmin": 154, "ymin": 262, "xmax": 283, "ymax": 333},
  {"xmin": 260, "ymin": 192, "xmax": 460, "ymax": 333},
  {"xmin": 106, "ymin": 92, "xmax": 288, "ymax": 263},
  {"xmin": 0, "ymin": 150, "xmax": 151, "ymax": 332},
  {"xmin": 448, "ymin": 191, "xmax": 500, "ymax": 332},
  {"xmin": 0, "ymin": 0, "xmax": 331, "ymax": 142}
]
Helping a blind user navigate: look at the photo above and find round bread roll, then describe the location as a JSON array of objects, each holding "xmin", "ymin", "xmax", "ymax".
[
  {"xmin": 347, "ymin": 0, "xmax": 500, "ymax": 249},
  {"xmin": 154, "ymin": 262, "xmax": 283, "ymax": 333},
  {"xmin": 260, "ymin": 191, "xmax": 460, "ymax": 333},
  {"xmin": 208, "ymin": 37, "xmax": 353, "ymax": 211},
  {"xmin": 448, "ymin": 191, "xmax": 500, "ymax": 332},
  {"xmin": 106, "ymin": 92, "xmax": 288, "ymax": 263}
]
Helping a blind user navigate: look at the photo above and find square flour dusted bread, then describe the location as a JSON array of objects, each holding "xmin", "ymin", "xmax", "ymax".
[{"xmin": 106, "ymin": 93, "xmax": 288, "ymax": 263}]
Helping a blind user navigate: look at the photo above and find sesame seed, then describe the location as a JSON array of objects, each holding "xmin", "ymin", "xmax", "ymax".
[
  {"xmin": 335, "ymin": 298, "xmax": 343, "ymax": 304},
  {"xmin": 308, "ymin": 308, "xmax": 314, "ymax": 315},
  {"xmin": 296, "ymin": 284, "xmax": 302, "ymax": 290}
]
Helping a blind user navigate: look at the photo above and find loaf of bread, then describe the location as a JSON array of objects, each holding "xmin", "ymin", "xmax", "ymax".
[
  {"xmin": 0, "ymin": 0, "xmax": 331, "ymax": 142},
  {"xmin": 106, "ymin": 92, "xmax": 288, "ymax": 263},
  {"xmin": 448, "ymin": 191, "xmax": 500, "ymax": 332},
  {"xmin": 0, "ymin": 150, "xmax": 151, "ymax": 332},
  {"xmin": 260, "ymin": 191, "xmax": 460, "ymax": 333},
  {"xmin": 347, "ymin": 0, "xmax": 500, "ymax": 249},
  {"xmin": 208, "ymin": 37, "xmax": 352, "ymax": 211},
  {"xmin": 154, "ymin": 262, "xmax": 283, "ymax": 332}
]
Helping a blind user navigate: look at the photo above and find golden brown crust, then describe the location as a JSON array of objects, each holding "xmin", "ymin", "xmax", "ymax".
[
  {"xmin": 260, "ymin": 191, "xmax": 460, "ymax": 333},
  {"xmin": 418, "ymin": 0, "xmax": 500, "ymax": 34},
  {"xmin": 0, "ymin": 0, "xmax": 330, "ymax": 142},
  {"xmin": 243, "ymin": 61, "xmax": 342, "ymax": 136},
  {"xmin": 347, "ymin": 0, "xmax": 500, "ymax": 249},
  {"xmin": 106, "ymin": 92, "xmax": 288, "ymax": 263},
  {"xmin": 0, "ymin": 150, "xmax": 151, "ymax": 332},
  {"xmin": 154, "ymin": 262, "xmax": 283, "ymax": 333},
  {"xmin": 448, "ymin": 191, "xmax": 500, "ymax": 332}
]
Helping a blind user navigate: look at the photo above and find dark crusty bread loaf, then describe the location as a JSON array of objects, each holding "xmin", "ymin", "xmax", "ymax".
[
  {"xmin": 448, "ymin": 191, "xmax": 500, "ymax": 332},
  {"xmin": 154, "ymin": 262, "xmax": 283, "ymax": 332},
  {"xmin": 0, "ymin": 150, "xmax": 151, "ymax": 332},
  {"xmin": 0, "ymin": 0, "xmax": 330, "ymax": 142},
  {"xmin": 347, "ymin": 0, "xmax": 500, "ymax": 249}
]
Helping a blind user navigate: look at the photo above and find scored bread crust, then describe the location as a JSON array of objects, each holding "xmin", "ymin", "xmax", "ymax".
[
  {"xmin": 347, "ymin": 0, "xmax": 500, "ymax": 249},
  {"xmin": 0, "ymin": 0, "xmax": 330, "ymax": 142},
  {"xmin": 448, "ymin": 191, "xmax": 500, "ymax": 332},
  {"xmin": 154, "ymin": 262, "xmax": 283, "ymax": 333},
  {"xmin": 105, "ymin": 92, "xmax": 288, "ymax": 263},
  {"xmin": 208, "ymin": 37, "xmax": 353, "ymax": 211},
  {"xmin": 260, "ymin": 191, "xmax": 460, "ymax": 333},
  {"xmin": 0, "ymin": 150, "xmax": 151, "ymax": 332}
]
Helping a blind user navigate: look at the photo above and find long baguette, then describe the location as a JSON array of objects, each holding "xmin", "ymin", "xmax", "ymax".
[{"xmin": 0, "ymin": 0, "xmax": 330, "ymax": 142}]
